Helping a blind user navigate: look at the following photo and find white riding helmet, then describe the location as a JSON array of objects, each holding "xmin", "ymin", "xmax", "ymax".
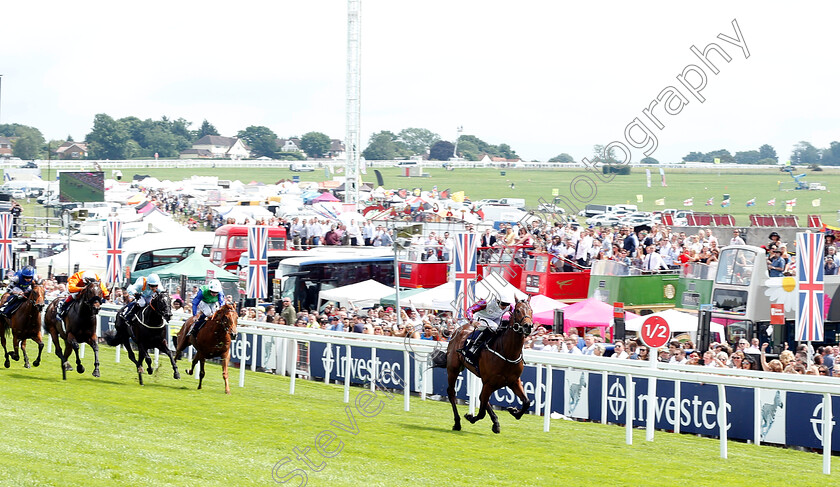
[
  {"xmin": 82, "ymin": 270, "xmax": 99, "ymax": 282},
  {"xmin": 207, "ymin": 279, "xmax": 222, "ymax": 293},
  {"xmin": 496, "ymin": 289, "xmax": 515, "ymax": 305},
  {"xmin": 146, "ymin": 274, "xmax": 161, "ymax": 286}
]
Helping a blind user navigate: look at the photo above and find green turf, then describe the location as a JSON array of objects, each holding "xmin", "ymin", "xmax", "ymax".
[
  {"xmin": 0, "ymin": 343, "xmax": 836, "ymax": 486},
  {"xmin": 83, "ymin": 165, "xmax": 840, "ymax": 227}
]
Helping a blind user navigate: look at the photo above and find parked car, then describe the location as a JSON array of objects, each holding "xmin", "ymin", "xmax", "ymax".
[
  {"xmin": 10, "ymin": 190, "xmax": 26, "ymax": 200},
  {"xmin": 20, "ymin": 162, "xmax": 38, "ymax": 169}
]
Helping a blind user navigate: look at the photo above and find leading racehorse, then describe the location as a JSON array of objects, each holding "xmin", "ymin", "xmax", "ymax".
[
  {"xmin": 43, "ymin": 279, "xmax": 105, "ymax": 380},
  {"xmin": 0, "ymin": 282, "xmax": 46, "ymax": 369},
  {"xmin": 173, "ymin": 303, "xmax": 238, "ymax": 394},
  {"xmin": 104, "ymin": 290, "xmax": 178, "ymax": 385},
  {"xmin": 432, "ymin": 298, "xmax": 533, "ymax": 434}
]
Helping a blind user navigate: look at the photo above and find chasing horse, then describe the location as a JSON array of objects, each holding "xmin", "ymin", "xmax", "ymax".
[
  {"xmin": 432, "ymin": 290, "xmax": 533, "ymax": 434},
  {"xmin": 44, "ymin": 271, "xmax": 108, "ymax": 380},
  {"xmin": 104, "ymin": 278, "xmax": 178, "ymax": 385},
  {"xmin": 0, "ymin": 266, "xmax": 46, "ymax": 369},
  {"xmin": 174, "ymin": 280, "xmax": 238, "ymax": 394}
]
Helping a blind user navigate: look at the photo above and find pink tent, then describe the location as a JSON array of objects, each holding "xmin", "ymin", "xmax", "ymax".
[
  {"xmin": 533, "ymin": 297, "xmax": 639, "ymax": 333},
  {"xmin": 312, "ymin": 192, "xmax": 340, "ymax": 203}
]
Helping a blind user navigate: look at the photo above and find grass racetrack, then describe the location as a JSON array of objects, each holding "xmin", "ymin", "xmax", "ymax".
[{"xmin": 0, "ymin": 343, "xmax": 837, "ymax": 486}]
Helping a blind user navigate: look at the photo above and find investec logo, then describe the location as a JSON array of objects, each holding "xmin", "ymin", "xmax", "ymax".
[
  {"xmin": 321, "ymin": 344, "xmax": 403, "ymax": 387},
  {"xmin": 607, "ymin": 377, "xmax": 732, "ymax": 430}
]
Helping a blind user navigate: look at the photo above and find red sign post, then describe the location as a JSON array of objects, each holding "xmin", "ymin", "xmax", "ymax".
[
  {"xmin": 640, "ymin": 315, "xmax": 670, "ymax": 349},
  {"xmin": 613, "ymin": 302, "xmax": 625, "ymax": 319},
  {"xmin": 770, "ymin": 303, "xmax": 785, "ymax": 325}
]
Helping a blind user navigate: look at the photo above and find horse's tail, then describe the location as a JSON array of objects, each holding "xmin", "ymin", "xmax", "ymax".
[
  {"xmin": 430, "ymin": 349, "xmax": 448, "ymax": 368},
  {"xmin": 103, "ymin": 325, "xmax": 126, "ymax": 346}
]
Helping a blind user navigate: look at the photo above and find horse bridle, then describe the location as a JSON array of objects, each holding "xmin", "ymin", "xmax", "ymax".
[
  {"xmin": 25, "ymin": 284, "xmax": 45, "ymax": 310},
  {"xmin": 485, "ymin": 302, "xmax": 533, "ymax": 364}
]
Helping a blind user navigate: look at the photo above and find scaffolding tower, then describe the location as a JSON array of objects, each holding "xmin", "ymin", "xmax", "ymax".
[{"xmin": 344, "ymin": 0, "xmax": 361, "ymax": 206}]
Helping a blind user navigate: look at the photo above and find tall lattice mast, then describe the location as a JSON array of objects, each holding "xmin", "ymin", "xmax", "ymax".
[{"xmin": 344, "ymin": 0, "xmax": 361, "ymax": 205}]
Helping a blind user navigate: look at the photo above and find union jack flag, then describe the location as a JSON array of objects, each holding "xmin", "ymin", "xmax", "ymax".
[
  {"xmin": 105, "ymin": 220, "xmax": 123, "ymax": 284},
  {"xmin": 247, "ymin": 226, "xmax": 268, "ymax": 299},
  {"xmin": 796, "ymin": 232, "xmax": 824, "ymax": 342},
  {"xmin": 0, "ymin": 213, "xmax": 12, "ymax": 270},
  {"xmin": 453, "ymin": 233, "xmax": 478, "ymax": 319}
]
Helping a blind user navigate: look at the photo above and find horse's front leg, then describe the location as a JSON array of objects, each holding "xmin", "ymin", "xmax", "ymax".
[
  {"xmin": 506, "ymin": 378, "xmax": 530, "ymax": 420},
  {"xmin": 10, "ymin": 331, "xmax": 21, "ymax": 362},
  {"xmin": 447, "ymin": 367, "xmax": 462, "ymax": 431},
  {"xmin": 19, "ymin": 338, "xmax": 29, "ymax": 368},
  {"xmin": 0, "ymin": 325, "xmax": 9, "ymax": 368},
  {"xmin": 67, "ymin": 332, "xmax": 84, "ymax": 374},
  {"xmin": 134, "ymin": 343, "xmax": 149, "ymax": 385},
  {"xmin": 221, "ymin": 349, "xmax": 231, "ymax": 394},
  {"xmin": 88, "ymin": 337, "xmax": 100, "ymax": 378},
  {"xmin": 32, "ymin": 333, "xmax": 44, "ymax": 367}
]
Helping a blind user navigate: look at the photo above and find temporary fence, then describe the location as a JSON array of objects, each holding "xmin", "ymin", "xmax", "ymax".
[{"xmin": 94, "ymin": 305, "xmax": 840, "ymax": 474}]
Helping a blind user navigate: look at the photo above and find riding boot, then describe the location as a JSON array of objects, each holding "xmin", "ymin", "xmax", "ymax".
[{"xmin": 189, "ymin": 315, "xmax": 206, "ymax": 338}]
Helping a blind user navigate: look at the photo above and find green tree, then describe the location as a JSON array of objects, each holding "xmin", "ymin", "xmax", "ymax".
[
  {"xmin": 236, "ymin": 125, "xmax": 278, "ymax": 158},
  {"xmin": 86, "ymin": 114, "xmax": 132, "ymax": 159},
  {"xmin": 456, "ymin": 140, "xmax": 480, "ymax": 160},
  {"xmin": 362, "ymin": 131, "xmax": 409, "ymax": 160},
  {"xmin": 198, "ymin": 119, "xmax": 219, "ymax": 138},
  {"xmin": 397, "ymin": 128, "xmax": 440, "ymax": 155},
  {"xmin": 734, "ymin": 150, "xmax": 760, "ymax": 164},
  {"xmin": 429, "ymin": 140, "xmax": 455, "ymax": 161},
  {"xmin": 759, "ymin": 144, "xmax": 777, "ymax": 162},
  {"xmin": 142, "ymin": 125, "xmax": 179, "ymax": 158},
  {"xmin": 497, "ymin": 143, "xmax": 519, "ymax": 160},
  {"xmin": 791, "ymin": 141, "xmax": 820, "ymax": 165},
  {"xmin": 0, "ymin": 124, "xmax": 46, "ymax": 159},
  {"xmin": 682, "ymin": 151, "xmax": 705, "ymax": 162},
  {"xmin": 300, "ymin": 131, "xmax": 331, "ymax": 158},
  {"xmin": 705, "ymin": 149, "xmax": 734, "ymax": 163},
  {"xmin": 640, "ymin": 156, "xmax": 659, "ymax": 164},
  {"xmin": 593, "ymin": 144, "xmax": 617, "ymax": 163},
  {"xmin": 548, "ymin": 153, "xmax": 575, "ymax": 163}
]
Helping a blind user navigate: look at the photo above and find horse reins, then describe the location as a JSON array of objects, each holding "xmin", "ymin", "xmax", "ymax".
[{"xmin": 484, "ymin": 304, "xmax": 532, "ymax": 365}]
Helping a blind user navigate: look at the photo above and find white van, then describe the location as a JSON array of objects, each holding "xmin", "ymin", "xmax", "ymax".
[
  {"xmin": 498, "ymin": 198, "xmax": 525, "ymax": 209},
  {"xmin": 290, "ymin": 162, "xmax": 315, "ymax": 172}
]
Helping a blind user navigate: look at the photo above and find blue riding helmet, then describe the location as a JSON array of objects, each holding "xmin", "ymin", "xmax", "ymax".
[{"xmin": 21, "ymin": 266, "xmax": 35, "ymax": 278}]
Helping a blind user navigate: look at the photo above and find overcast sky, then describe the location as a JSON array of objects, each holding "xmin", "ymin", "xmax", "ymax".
[{"xmin": 2, "ymin": 1, "xmax": 839, "ymax": 162}]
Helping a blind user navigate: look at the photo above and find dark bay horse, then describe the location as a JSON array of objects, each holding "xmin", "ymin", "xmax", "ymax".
[
  {"xmin": 104, "ymin": 291, "xmax": 178, "ymax": 385},
  {"xmin": 173, "ymin": 303, "xmax": 238, "ymax": 394},
  {"xmin": 43, "ymin": 280, "xmax": 105, "ymax": 380},
  {"xmin": 433, "ymin": 299, "xmax": 533, "ymax": 434},
  {"xmin": 0, "ymin": 282, "xmax": 46, "ymax": 369}
]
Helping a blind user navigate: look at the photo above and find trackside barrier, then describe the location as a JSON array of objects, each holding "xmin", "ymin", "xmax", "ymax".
[{"xmin": 97, "ymin": 307, "xmax": 838, "ymax": 474}]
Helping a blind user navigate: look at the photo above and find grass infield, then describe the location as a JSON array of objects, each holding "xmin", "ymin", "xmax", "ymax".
[
  {"xmin": 0, "ymin": 344, "xmax": 836, "ymax": 486},
  {"xmin": 82, "ymin": 165, "xmax": 840, "ymax": 227}
]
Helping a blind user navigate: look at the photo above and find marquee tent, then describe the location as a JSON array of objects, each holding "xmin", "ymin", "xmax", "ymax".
[
  {"xmin": 533, "ymin": 297, "xmax": 640, "ymax": 333},
  {"xmin": 318, "ymin": 280, "xmax": 396, "ymax": 309}
]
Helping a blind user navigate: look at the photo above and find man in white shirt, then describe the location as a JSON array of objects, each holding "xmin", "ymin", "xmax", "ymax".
[
  {"xmin": 642, "ymin": 245, "xmax": 667, "ymax": 271},
  {"xmin": 729, "ymin": 229, "xmax": 745, "ymax": 247},
  {"xmin": 612, "ymin": 341, "xmax": 628, "ymax": 359}
]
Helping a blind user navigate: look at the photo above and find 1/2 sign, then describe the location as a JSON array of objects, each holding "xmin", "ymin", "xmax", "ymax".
[{"xmin": 640, "ymin": 315, "xmax": 670, "ymax": 349}]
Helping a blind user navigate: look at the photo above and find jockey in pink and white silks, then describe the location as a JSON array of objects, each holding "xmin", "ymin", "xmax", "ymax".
[{"xmin": 459, "ymin": 289, "xmax": 514, "ymax": 364}]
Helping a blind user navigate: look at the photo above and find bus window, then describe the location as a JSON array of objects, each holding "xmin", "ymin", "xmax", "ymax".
[
  {"xmin": 134, "ymin": 247, "xmax": 195, "ymax": 271},
  {"xmin": 716, "ymin": 248, "xmax": 756, "ymax": 286},
  {"xmin": 214, "ymin": 235, "xmax": 227, "ymax": 250},
  {"xmin": 229, "ymin": 236, "xmax": 247, "ymax": 249},
  {"xmin": 202, "ymin": 245, "xmax": 212, "ymax": 257},
  {"xmin": 268, "ymin": 237, "xmax": 286, "ymax": 250}
]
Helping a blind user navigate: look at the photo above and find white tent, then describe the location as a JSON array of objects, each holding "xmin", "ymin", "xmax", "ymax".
[
  {"xmin": 401, "ymin": 279, "xmax": 527, "ymax": 311},
  {"xmin": 318, "ymin": 280, "xmax": 396, "ymax": 309},
  {"xmin": 624, "ymin": 308, "xmax": 725, "ymax": 337}
]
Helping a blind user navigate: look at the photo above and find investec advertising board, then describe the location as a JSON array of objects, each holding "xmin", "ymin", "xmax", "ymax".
[{"xmin": 308, "ymin": 341, "xmax": 840, "ymax": 451}]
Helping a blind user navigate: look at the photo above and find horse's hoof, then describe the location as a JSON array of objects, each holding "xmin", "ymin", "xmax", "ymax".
[
  {"xmin": 147, "ymin": 368, "xmax": 153, "ymax": 375},
  {"xmin": 492, "ymin": 424, "xmax": 500, "ymax": 434},
  {"xmin": 63, "ymin": 362, "xmax": 72, "ymax": 371},
  {"xmin": 92, "ymin": 370, "xmax": 100, "ymax": 378},
  {"xmin": 76, "ymin": 364, "xmax": 85, "ymax": 374},
  {"xmin": 24, "ymin": 363, "xmax": 30, "ymax": 369},
  {"xmin": 11, "ymin": 353, "xmax": 19, "ymax": 361},
  {"xmin": 174, "ymin": 372, "xmax": 181, "ymax": 380},
  {"xmin": 464, "ymin": 414, "xmax": 476, "ymax": 424},
  {"xmin": 33, "ymin": 360, "xmax": 40, "ymax": 367},
  {"xmin": 452, "ymin": 424, "xmax": 461, "ymax": 431},
  {"xmin": 3, "ymin": 360, "xmax": 8, "ymax": 368},
  {"xmin": 186, "ymin": 369, "xmax": 193, "ymax": 375}
]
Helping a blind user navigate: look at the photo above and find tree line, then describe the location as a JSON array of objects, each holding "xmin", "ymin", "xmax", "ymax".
[
  {"xmin": 0, "ymin": 115, "xmax": 337, "ymax": 160},
  {"xmin": 361, "ymin": 129, "xmax": 520, "ymax": 161}
]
